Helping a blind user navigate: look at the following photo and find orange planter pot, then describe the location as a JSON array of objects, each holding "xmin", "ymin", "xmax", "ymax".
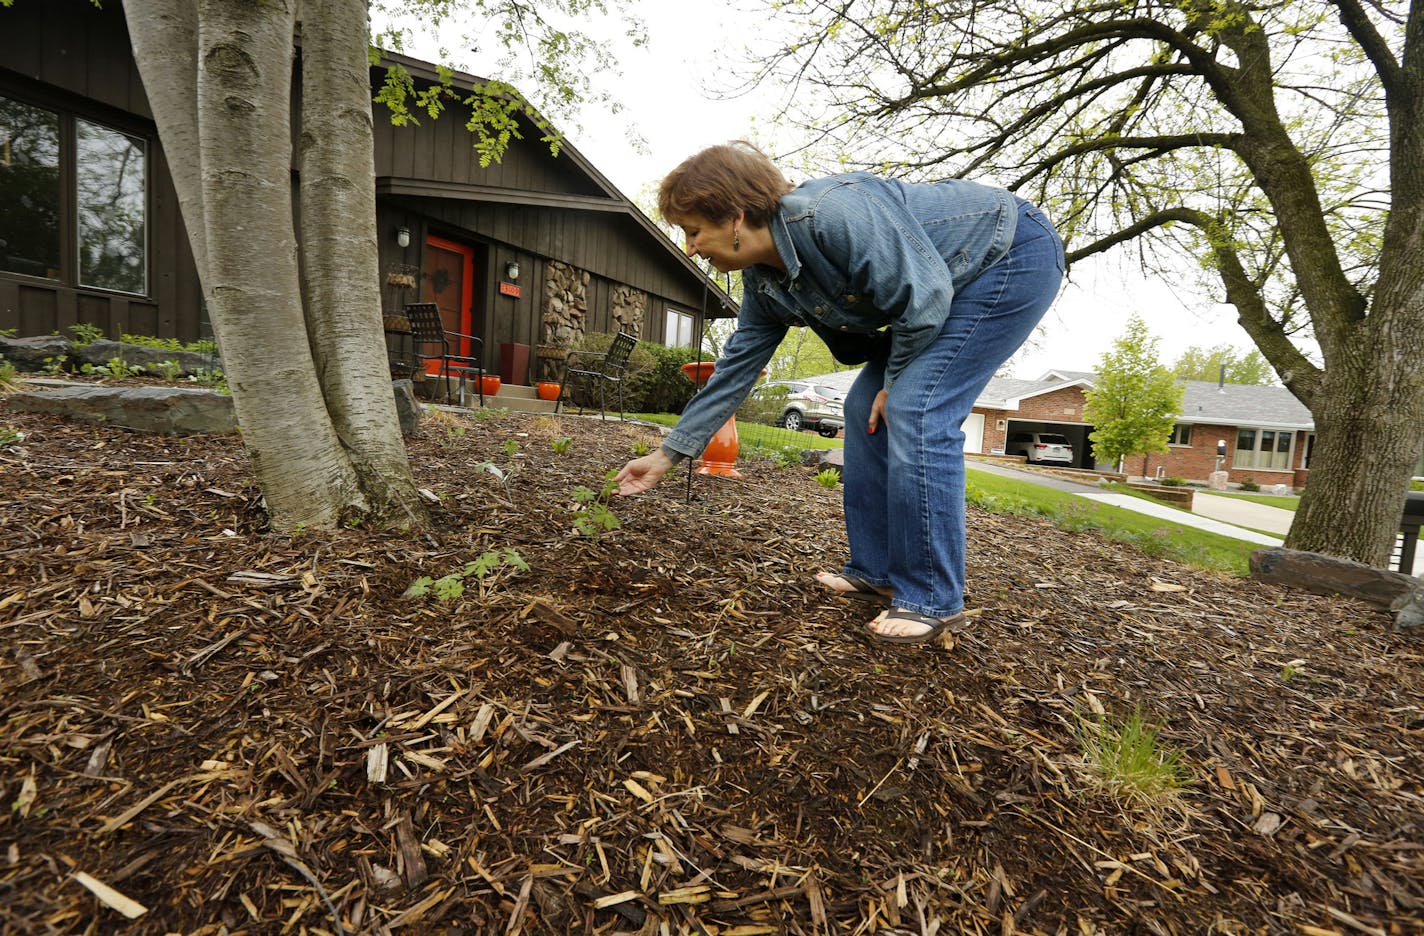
[
  {"xmin": 680, "ymin": 362, "xmax": 743, "ymax": 478},
  {"xmin": 536, "ymin": 381, "xmax": 561, "ymax": 401},
  {"xmin": 480, "ymin": 375, "xmax": 502, "ymax": 398}
]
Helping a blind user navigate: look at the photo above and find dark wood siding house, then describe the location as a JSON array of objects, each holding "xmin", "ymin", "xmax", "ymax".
[{"xmin": 0, "ymin": 2, "xmax": 731, "ymax": 385}]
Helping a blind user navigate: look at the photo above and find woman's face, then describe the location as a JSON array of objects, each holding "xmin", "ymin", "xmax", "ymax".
[{"xmin": 676, "ymin": 211, "xmax": 744, "ymax": 272}]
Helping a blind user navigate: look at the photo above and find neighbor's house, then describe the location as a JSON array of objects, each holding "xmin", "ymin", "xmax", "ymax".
[
  {"xmin": 0, "ymin": 2, "xmax": 731, "ymax": 387},
  {"xmin": 817, "ymin": 368, "xmax": 1424, "ymax": 489}
]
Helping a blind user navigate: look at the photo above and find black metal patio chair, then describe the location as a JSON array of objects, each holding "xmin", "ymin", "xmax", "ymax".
[
  {"xmin": 404, "ymin": 301, "xmax": 485, "ymax": 406},
  {"xmin": 557, "ymin": 332, "xmax": 638, "ymax": 420}
]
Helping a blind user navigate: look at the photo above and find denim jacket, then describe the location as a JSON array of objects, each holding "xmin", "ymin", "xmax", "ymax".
[{"xmin": 664, "ymin": 172, "xmax": 1019, "ymax": 460}]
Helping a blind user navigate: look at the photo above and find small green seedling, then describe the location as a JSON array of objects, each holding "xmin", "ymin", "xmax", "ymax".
[
  {"xmin": 815, "ymin": 468, "xmax": 840, "ymax": 489},
  {"xmin": 152, "ymin": 359, "xmax": 184, "ymax": 381},
  {"xmin": 68, "ymin": 323, "xmax": 103, "ymax": 346},
  {"xmin": 630, "ymin": 440, "xmax": 650, "ymax": 457},
  {"xmin": 404, "ymin": 547, "xmax": 529, "ymax": 601},
  {"xmin": 551, "ymin": 436, "xmax": 573, "ymax": 454},
  {"xmin": 572, "ymin": 472, "xmax": 621, "ymax": 538},
  {"xmin": 474, "ymin": 461, "xmax": 516, "ymax": 504},
  {"xmin": 503, "ymin": 439, "xmax": 521, "ymax": 457}
]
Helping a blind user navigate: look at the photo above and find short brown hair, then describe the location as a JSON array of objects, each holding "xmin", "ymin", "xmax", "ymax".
[{"xmin": 658, "ymin": 141, "xmax": 794, "ymax": 229}]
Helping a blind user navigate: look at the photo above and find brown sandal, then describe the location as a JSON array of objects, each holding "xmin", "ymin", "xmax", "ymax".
[{"xmin": 867, "ymin": 608, "xmax": 967, "ymax": 646}]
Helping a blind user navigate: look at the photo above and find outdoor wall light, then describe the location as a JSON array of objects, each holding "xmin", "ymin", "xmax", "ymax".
[
  {"xmin": 396, "ymin": 226, "xmax": 411, "ymax": 248},
  {"xmin": 505, "ymin": 260, "xmax": 520, "ymax": 281}
]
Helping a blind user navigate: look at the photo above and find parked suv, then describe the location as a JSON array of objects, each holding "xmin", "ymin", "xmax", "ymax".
[
  {"xmin": 749, "ymin": 380, "xmax": 845, "ymax": 437},
  {"xmin": 1006, "ymin": 431, "xmax": 1074, "ymax": 465}
]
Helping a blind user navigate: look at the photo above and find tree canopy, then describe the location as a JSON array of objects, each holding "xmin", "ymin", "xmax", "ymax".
[{"xmin": 1171, "ymin": 345, "xmax": 1276, "ymax": 385}]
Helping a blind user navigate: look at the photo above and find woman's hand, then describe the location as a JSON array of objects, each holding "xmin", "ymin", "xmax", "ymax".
[
  {"xmin": 867, "ymin": 389, "xmax": 889, "ymax": 434},
  {"xmin": 614, "ymin": 449, "xmax": 675, "ymax": 496}
]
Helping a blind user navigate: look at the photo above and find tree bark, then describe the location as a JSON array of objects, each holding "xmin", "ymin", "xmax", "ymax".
[
  {"xmin": 299, "ymin": 0, "xmax": 423, "ymax": 523},
  {"xmin": 195, "ymin": 0, "xmax": 365, "ymax": 529},
  {"xmin": 124, "ymin": 0, "xmax": 425, "ymax": 532},
  {"xmin": 121, "ymin": 0, "xmax": 209, "ymax": 294}
]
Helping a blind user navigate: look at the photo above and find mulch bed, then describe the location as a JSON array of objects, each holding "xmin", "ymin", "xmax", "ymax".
[{"xmin": 1, "ymin": 397, "xmax": 1421, "ymax": 935}]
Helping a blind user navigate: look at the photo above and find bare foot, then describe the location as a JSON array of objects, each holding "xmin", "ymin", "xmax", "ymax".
[{"xmin": 815, "ymin": 571, "xmax": 892, "ymax": 601}]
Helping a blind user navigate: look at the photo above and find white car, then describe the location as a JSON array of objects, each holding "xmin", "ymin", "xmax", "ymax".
[
  {"xmin": 751, "ymin": 380, "xmax": 846, "ymax": 437},
  {"xmin": 1006, "ymin": 431, "xmax": 1073, "ymax": 465}
]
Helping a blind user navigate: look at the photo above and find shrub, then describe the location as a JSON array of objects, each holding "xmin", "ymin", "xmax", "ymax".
[
  {"xmin": 625, "ymin": 340, "xmax": 700, "ymax": 414},
  {"xmin": 1238, "ymin": 476, "xmax": 1260, "ymax": 492},
  {"xmin": 1160, "ymin": 476, "xmax": 1186, "ymax": 487}
]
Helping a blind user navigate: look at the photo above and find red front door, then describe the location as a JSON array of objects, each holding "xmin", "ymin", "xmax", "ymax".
[{"xmin": 422, "ymin": 235, "xmax": 477, "ymax": 376}]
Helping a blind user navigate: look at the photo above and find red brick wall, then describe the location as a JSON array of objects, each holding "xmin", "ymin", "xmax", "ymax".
[
  {"xmin": 977, "ymin": 385, "xmax": 1090, "ymax": 453},
  {"xmin": 1127, "ymin": 424, "xmax": 1307, "ymax": 486}
]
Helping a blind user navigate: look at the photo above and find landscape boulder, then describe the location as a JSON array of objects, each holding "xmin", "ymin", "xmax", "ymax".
[
  {"xmin": 1250, "ymin": 546, "xmax": 1421, "ymax": 633},
  {"xmin": 73, "ymin": 339, "xmax": 218, "ymax": 377},
  {"xmin": 393, "ymin": 379, "xmax": 422, "ymax": 435},
  {"xmin": 7, "ymin": 385, "xmax": 236, "ymax": 436},
  {"xmin": 0, "ymin": 335, "xmax": 71, "ymax": 371}
]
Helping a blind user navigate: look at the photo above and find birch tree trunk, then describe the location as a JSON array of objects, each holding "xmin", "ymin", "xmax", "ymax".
[
  {"xmin": 299, "ymin": 0, "xmax": 423, "ymax": 521},
  {"xmin": 122, "ymin": 0, "xmax": 424, "ymax": 531}
]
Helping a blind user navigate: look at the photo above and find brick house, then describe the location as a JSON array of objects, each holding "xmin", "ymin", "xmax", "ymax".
[{"xmin": 816, "ymin": 368, "xmax": 1424, "ymax": 489}]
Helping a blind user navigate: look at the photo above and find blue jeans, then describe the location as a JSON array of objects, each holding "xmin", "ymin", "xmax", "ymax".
[{"xmin": 840, "ymin": 201, "xmax": 1064, "ymax": 617}]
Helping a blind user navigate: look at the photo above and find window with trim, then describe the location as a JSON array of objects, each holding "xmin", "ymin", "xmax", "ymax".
[
  {"xmin": 1168, "ymin": 423, "xmax": 1193, "ymax": 446},
  {"xmin": 1, "ymin": 94, "xmax": 147, "ymax": 294},
  {"xmin": 664, "ymin": 308, "xmax": 695, "ymax": 348},
  {"xmin": 1234, "ymin": 428, "xmax": 1293, "ymax": 470}
]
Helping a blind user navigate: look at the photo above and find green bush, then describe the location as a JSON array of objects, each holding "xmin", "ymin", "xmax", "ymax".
[
  {"xmin": 1159, "ymin": 476, "xmax": 1186, "ymax": 487},
  {"xmin": 626, "ymin": 341, "xmax": 701, "ymax": 414},
  {"xmin": 1238, "ymin": 476, "xmax": 1260, "ymax": 492}
]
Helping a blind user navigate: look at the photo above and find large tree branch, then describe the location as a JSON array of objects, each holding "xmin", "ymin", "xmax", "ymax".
[
  {"xmin": 1328, "ymin": 0, "xmax": 1402, "ymax": 92},
  {"xmin": 121, "ymin": 0, "xmax": 209, "ymax": 294},
  {"xmin": 1069, "ymin": 207, "xmax": 1323, "ymax": 406}
]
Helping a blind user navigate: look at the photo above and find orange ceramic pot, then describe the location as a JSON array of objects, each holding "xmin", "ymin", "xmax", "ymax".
[
  {"xmin": 680, "ymin": 361, "xmax": 742, "ymax": 478},
  {"xmin": 480, "ymin": 375, "xmax": 502, "ymax": 397},
  {"xmin": 536, "ymin": 381, "xmax": 561, "ymax": 401}
]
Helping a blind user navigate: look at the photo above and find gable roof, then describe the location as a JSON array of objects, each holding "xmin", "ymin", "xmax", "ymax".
[{"xmin": 373, "ymin": 49, "xmax": 736, "ymax": 316}]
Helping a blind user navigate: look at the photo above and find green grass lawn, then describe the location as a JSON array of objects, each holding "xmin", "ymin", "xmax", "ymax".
[
  {"xmin": 1198, "ymin": 490, "xmax": 1301, "ymax": 512},
  {"xmin": 966, "ymin": 467, "xmax": 1259, "ymax": 576},
  {"xmin": 631, "ymin": 414, "xmax": 844, "ymax": 452}
]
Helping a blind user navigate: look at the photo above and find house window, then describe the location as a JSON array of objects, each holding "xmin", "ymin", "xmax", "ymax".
[
  {"xmin": 77, "ymin": 119, "xmax": 146, "ymax": 293},
  {"xmin": 0, "ymin": 94, "xmax": 148, "ymax": 295},
  {"xmin": 1234, "ymin": 427, "xmax": 1293, "ymax": 470},
  {"xmin": 1169, "ymin": 423, "xmax": 1192, "ymax": 446},
  {"xmin": 0, "ymin": 96, "xmax": 61, "ymax": 280},
  {"xmin": 1414, "ymin": 446, "xmax": 1423, "ymax": 480},
  {"xmin": 664, "ymin": 308, "xmax": 695, "ymax": 348}
]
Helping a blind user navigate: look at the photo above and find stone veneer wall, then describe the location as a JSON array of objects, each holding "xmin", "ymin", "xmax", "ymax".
[
  {"xmin": 538, "ymin": 261, "xmax": 589, "ymax": 380},
  {"xmin": 609, "ymin": 284, "xmax": 646, "ymax": 339}
]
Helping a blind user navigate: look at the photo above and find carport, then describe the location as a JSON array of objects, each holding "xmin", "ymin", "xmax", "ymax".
[{"xmin": 1004, "ymin": 419, "xmax": 1095, "ymax": 469}]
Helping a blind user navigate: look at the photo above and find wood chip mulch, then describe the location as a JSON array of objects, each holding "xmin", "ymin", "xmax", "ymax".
[{"xmin": 1, "ymin": 401, "xmax": 1422, "ymax": 935}]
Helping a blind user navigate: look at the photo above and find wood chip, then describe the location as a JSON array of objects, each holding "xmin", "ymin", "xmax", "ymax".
[{"xmin": 72, "ymin": 872, "xmax": 147, "ymax": 919}]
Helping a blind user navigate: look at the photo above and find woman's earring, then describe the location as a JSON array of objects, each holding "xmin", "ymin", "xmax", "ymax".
[{"xmin": 733, "ymin": 228, "xmax": 740, "ymax": 251}]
